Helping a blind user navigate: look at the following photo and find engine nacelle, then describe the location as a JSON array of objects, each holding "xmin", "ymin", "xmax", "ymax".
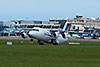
[
  {"xmin": 61, "ymin": 33, "xmax": 65, "ymax": 38},
  {"xmin": 54, "ymin": 32, "xmax": 59, "ymax": 37},
  {"xmin": 61, "ymin": 32, "xmax": 67, "ymax": 38},
  {"xmin": 21, "ymin": 32, "xmax": 28, "ymax": 38}
]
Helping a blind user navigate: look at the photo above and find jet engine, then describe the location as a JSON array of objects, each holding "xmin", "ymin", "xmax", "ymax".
[
  {"xmin": 52, "ymin": 32, "xmax": 59, "ymax": 37},
  {"xmin": 21, "ymin": 32, "xmax": 28, "ymax": 38},
  {"xmin": 61, "ymin": 33, "xmax": 66, "ymax": 38},
  {"xmin": 60, "ymin": 32, "xmax": 67, "ymax": 38}
]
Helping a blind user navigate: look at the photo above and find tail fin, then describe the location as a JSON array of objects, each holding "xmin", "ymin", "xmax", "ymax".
[{"xmin": 62, "ymin": 22, "xmax": 71, "ymax": 33}]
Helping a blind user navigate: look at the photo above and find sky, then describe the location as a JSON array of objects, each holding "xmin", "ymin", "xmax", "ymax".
[{"xmin": 0, "ymin": 0, "xmax": 100, "ymax": 21}]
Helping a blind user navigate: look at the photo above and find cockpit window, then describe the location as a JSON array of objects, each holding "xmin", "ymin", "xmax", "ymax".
[{"xmin": 30, "ymin": 29, "xmax": 39, "ymax": 31}]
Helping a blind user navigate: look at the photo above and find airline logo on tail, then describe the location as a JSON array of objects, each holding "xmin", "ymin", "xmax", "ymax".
[{"xmin": 62, "ymin": 22, "xmax": 71, "ymax": 32}]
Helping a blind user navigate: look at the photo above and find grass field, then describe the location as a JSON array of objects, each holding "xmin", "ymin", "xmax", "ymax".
[{"xmin": 0, "ymin": 39, "xmax": 100, "ymax": 67}]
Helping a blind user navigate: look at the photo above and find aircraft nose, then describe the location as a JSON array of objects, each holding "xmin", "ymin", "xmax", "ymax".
[
  {"xmin": 28, "ymin": 31, "xmax": 33, "ymax": 35},
  {"xmin": 28, "ymin": 31, "xmax": 36, "ymax": 38}
]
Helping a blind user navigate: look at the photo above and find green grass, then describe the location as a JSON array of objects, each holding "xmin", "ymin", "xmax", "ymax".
[{"xmin": 0, "ymin": 39, "xmax": 100, "ymax": 67}]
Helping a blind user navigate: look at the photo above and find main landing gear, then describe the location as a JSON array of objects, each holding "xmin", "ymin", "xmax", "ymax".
[
  {"xmin": 51, "ymin": 39, "xmax": 58, "ymax": 45},
  {"xmin": 38, "ymin": 40, "xmax": 44, "ymax": 45}
]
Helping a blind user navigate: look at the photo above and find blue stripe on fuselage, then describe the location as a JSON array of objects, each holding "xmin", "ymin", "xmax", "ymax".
[{"xmin": 44, "ymin": 33, "xmax": 52, "ymax": 37}]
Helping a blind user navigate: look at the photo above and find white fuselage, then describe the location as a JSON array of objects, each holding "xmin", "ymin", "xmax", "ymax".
[{"xmin": 28, "ymin": 27, "xmax": 68, "ymax": 44}]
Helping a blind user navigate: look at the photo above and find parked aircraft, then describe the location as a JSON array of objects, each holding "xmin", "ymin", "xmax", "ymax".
[{"xmin": 21, "ymin": 22, "xmax": 71, "ymax": 45}]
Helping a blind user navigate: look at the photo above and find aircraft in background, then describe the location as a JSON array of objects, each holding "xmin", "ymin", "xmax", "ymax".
[{"xmin": 21, "ymin": 22, "xmax": 71, "ymax": 45}]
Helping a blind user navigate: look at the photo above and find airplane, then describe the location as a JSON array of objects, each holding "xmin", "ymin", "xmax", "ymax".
[{"xmin": 21, "ymin": 22, "xmax": 71, "ymax": 45}]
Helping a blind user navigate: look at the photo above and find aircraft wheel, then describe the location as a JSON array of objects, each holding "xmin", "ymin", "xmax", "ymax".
[
  {"xmin": 53, "ymin": 40, "xmax": 58, "ymax": 45},
  {"xmin": 39, "ymin": 43, "xmax": 44, "ymax": 45},
  {"xmin": 53, "ymin": 43, "xmax": 58, "ymax": 45},
  {"xmin": 30, "ymin": 39, "xmax": 33, "ymax": 41},
  {"xmin": 38, "ymin": 40, "xmax": 44, "ymax": 45}
]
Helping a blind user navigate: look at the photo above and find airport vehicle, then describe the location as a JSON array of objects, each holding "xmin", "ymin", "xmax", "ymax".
[
  {"xmin": 21, "ymin": 22, "xmax": 71, "ymax": 45},
  {"xmin": 69, "ymin": 27, "xmax": 98, "ymax": 39}
]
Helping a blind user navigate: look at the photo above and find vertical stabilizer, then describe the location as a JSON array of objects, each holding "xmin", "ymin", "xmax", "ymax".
[{"xmin": 62, "ymin": 22, "xmax": 71, "ymax": 33}]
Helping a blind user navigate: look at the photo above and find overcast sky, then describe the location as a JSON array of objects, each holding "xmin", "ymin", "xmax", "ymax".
[{"xmin": 0, "ymin": 0, "xmax": 100, "ymax": 21}]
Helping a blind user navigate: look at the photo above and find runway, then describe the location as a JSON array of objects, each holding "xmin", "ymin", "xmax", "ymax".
[{"xmin": 0, "ymin": 36, "xmax": 100, "ymax": 41}]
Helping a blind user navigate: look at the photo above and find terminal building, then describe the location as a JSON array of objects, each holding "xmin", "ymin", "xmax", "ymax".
[
  {"xmin": 49, "ymin": 16, "xmax": 85, "ymax": 33},
  {"xmin": 49, "ymin": 15, "xmax": 100, "ymax": 29},
  {"xmin": 0, "ymin": 20, "xmax": 61, "ymax": 37},
  {"xmin": 1, "ymin": 15, "xmax": 100, "ymax": 37},
  {"xmin": 49, "ymin": 15, "xmax": 100, "ymax": 35}
]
